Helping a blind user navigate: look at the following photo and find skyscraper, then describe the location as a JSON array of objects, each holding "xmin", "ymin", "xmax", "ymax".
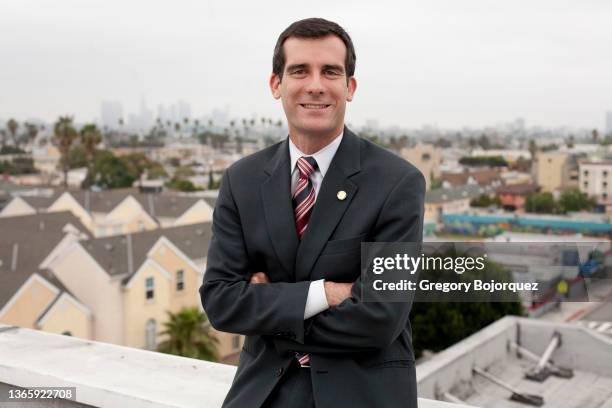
[
  {"xmin": 100, "ymin": 101, "xmax": 124, "ymax": 129},
  {"xmin": 606, "ymin": 111, "xmax": 612, "ymax": 135}
]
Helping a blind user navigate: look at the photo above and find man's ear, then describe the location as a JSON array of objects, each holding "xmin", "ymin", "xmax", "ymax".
[
  {"xmin": 269, "ymin": 73, "xmax": 281, "ymax": 100},
  {"xmin": 346, "ymin": 76, "xmax": 357, "ymax": 102}
]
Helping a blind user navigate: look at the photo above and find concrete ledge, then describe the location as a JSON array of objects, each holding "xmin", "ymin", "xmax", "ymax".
[{"xmin": 0, "ymin": 324, "xmax": 472, "ymax": 407}]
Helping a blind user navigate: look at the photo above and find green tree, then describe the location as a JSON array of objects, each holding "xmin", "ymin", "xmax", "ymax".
[
  {"xmin": 80, "ymin": 124, "xmax": 102, "ymax": 162},
  {"xmin": 157, "ymin": 307, "xmax": 219, "ymax": 361},
  {"xmin": 166, "ymin": 178, "xmax": 199, "ymax": 192},
  {"xmin": 528, "ymin": 139, "xmax": 537, "ymax": 159},
  {"xmin": 83, "ymin": 150, "xmax": 136, "ymax": 189},
  {"xmin": 6, "ymin": 118, "xmax": 19, "ymax": 147},
  {"xmin": 174, "ymin": 165, "xmax": 195, "ymax": 179},
  {"xmin": 24, "ymin": 122, "xmax": 39, "ymax": 146},
  {"xmin": 65, "ymin": 145, "xmax": 89, "ymax": 169},
  {"xmin": 121, "ymin": 152, "xmax": 153, "ymax": 187},
  {"xmin": 478, "ymin": 134, "xmax": 491, "ymax": 150},
  {"xmin": 558, "ymin": 188, "xmax": 596, "ymax": 213},
  {"xmin": 146, "ymin": 162, "xmax": 168, "ymax": 179},
  {"xmin": 0, "ymin": 145, "xmax": 26, "ymax": 155},
  {"xmin": 470, "ymin": 194, "xmax": 501, "ymax": 207},
  {"xmin": 53, "ymin": 116, "xmax": 79, "ymax": 187},
  {"xmin": 459, "ymin": 156, "xmax": 507, "ymax": 167},
  {"xmin": 410, "ymin": 247, "xmax": 523, "ymax": 358},
  {"xmin": 525, "ymin": 192, "xmax": 557, "ymax": 213}
]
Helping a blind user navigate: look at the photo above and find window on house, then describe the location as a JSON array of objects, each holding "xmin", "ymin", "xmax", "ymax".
[
  {"xmin": 145, "ymin": 319, "xmax": 156, "ymax": 350},
  {"xmin": 422, "ymin": 153, "xmax": 431, "ymax": 161},
  {"xmin": 232, "ymin": 335, "xmax": 240, "ymax": 350},
  {"xmin": 146, "ymin": 277, "xmax": 154, "ymax": 300},
  {"xmin": 604, "ymin": 182, "xmax": 608, "ymax": 188},
  {"xmin": 584, "ymin": 181, "xmax": 588, "ymax": 188},
  {"xmin": 176, "ymin": 270, "xmax": 184, "ymax": 291},
  {"xmin": 604, "ymin": 171, "xmax": 608, "ymax": 177}
]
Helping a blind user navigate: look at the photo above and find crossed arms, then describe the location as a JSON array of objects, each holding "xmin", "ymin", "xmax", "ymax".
[{"xmin": 200, "ymin": 168, "xmax": 425, "ymax": 353}]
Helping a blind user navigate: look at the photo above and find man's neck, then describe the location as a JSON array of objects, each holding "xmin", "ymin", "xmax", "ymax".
[{"xmin": 288, "ymin": 126, "xmax": 344, "ymax": 155}]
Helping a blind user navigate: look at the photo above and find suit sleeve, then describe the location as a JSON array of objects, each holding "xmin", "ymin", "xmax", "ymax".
[
  {"xmin": 200, "ymin": 169, "xmax": 311, "ymax": 342},
  {"xmin": 275, "ymin": 169, "xmax": 425, "ymax": 353}
]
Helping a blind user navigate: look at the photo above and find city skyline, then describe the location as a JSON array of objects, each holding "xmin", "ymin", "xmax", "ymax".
[{"xmin": 2, "ymin": 0, "xmax": 611, "ymax": 129}]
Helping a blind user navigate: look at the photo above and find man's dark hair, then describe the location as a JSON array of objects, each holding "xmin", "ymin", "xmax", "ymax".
[{"xmin": 272, "ymin": 18, "xmax": 356, "ymax": 83}]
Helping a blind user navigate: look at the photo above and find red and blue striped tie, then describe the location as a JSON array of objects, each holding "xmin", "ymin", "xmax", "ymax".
[{"xmin": 293, "ymin": 156, "xmax": 318, "ymax": 367}]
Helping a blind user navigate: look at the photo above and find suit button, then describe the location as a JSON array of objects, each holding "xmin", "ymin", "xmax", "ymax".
[{"xmin": 275, "ymin": 367, "xmax": 284, "ymax": 377}]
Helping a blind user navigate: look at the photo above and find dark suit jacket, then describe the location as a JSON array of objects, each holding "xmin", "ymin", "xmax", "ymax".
[{"xmin": 200, "ymin": 127, "xmax": 425, "ymax": 408}]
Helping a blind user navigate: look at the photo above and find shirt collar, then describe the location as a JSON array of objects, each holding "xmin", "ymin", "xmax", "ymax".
[{"xmin": 289, "ymin": 132, "xmax": 344, "ymax": 178}]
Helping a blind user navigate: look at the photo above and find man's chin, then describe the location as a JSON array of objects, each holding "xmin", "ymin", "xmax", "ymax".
[{"xmin": 294, "ymin": 122, "xmax": 342, "ymax": 138}]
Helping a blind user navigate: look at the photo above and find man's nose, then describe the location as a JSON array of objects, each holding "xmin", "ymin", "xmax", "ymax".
[{"xmin": 305, "ymin": 73, "xmax": 325, "ymax": 95}]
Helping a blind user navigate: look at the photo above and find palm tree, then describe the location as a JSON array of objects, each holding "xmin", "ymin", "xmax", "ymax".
[
  {"xmin": 7, "ymin": 118, "xmax": 19, "ymax": 147},
  {"xmin": 157, "ymin": 307, "xmax": 219, "ymax": 361},
  {"xmin": 24, "ymin": 122, "xmax": 39, "ymax": 146},
  {"xmin": 80, "ymin": 124, "xmax": 102, "ymax": 162},
  {"xmin": 53, "ymin": 116, "xmax": 78, "ymax": 187}
]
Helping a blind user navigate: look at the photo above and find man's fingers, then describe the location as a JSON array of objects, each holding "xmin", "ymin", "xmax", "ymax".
[{"xmin": 250, "ymin": 272, "xmax": 270, "ymax": 284}]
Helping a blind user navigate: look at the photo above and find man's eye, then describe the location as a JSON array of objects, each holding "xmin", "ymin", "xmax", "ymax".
[
  {"xmin": 291, "ymin": 69, "xmax": 305, "ymax": 74},
  {"xmin": 325, "ymin": 70, "xmax": 340, "ymax": 75}
]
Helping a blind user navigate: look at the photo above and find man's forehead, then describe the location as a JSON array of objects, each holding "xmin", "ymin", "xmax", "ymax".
[{"xmin": 283, "ymin": 35, "xmax": 347, "ymax": 66}]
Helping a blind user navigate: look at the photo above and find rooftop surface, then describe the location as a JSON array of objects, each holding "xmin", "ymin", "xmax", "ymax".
[
  {"xmin": 0, "ymin": 324, "xmax": 472, "ymax": 408},
  {"xmin": 417, "ymin": 316, "xmax": 612, "ymax": 408}
]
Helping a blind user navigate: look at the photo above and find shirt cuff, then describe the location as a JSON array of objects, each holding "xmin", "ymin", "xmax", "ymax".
[{"xmin": 303, "ymin": 279, "xmax": 329, "ymax": 320}]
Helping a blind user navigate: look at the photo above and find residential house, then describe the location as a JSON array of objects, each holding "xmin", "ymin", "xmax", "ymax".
[
  {"xmin": 0, "ymin": 212, "xmax": 93, "ymax": 338},
  {"xmin": 495, "ymin": 183, "xmax": 540, "ymax": 212},
  {"xmin": 0, "ymin": 189, "xmax": 216, "ymax": 237},
  {"xmin": 425, "ymin": 185, "xmax": 495, "ymax": 223},
  {"xmin": 579, "ymin": 160, "xmax": 612, "ymax": 214},
  {"xmin": 45, "ymin": 222, "xmax": 242, "ymax": 363}
]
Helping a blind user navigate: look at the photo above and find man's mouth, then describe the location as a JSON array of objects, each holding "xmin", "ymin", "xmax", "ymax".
[{"xmin": 299, "ymin": 104, "xmax": 331, "ymax": 110}]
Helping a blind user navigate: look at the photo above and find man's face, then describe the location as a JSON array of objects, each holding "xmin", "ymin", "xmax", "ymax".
[{"xmin": 270, "ymin": 35, "xmax": 357, "ymax": 138}]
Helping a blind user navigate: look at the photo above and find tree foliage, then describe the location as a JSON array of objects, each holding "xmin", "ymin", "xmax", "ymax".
[
  {"xmin": 470, "ymin": 194, "xmax": 501, "ymax": 207},
  {"xmin": 157, "ymin": 307, "xmax": 219, "ymax": 361},
  {"xmin": 459, "ymin": 156, "xmax": 508, "ymax": 167},
  {"xmin": 410, "ymin": 247, "xmax": 523, "ymax": 358},
  {"xmin": 83, "ymin": 150, "xmax": 136, "ymax": 189}
]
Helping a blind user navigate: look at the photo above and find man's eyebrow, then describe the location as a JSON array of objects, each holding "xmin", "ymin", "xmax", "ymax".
[
  {"xmin": 322, "ymin": 64, "xmax": 344, "ymax": 73},
  {"xmin": 286, "ymin": 64, "xmax": 308, "ymax": 72},
  {"xmin": 285, "ymin": 63, "xmax": 345, "ymax": 73}
]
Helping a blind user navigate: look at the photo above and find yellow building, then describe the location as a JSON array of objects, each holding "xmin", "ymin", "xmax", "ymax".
[
  {"xmin": 535, "ymin": 151, "xmax": 578, "ymax": 193},
  {"xmin": 46, "ymin": 222, "xmax": 241, "ymax": 363},
  {"xmin": 0, "ymin": 212, "xmax": 241, "ymax": 365},
  {"xmin": 0, "ymin": 212, "xmax": 93, "ymax": 338},
  {"xmin": 400, "ymin": 143, "xmax": 442, "ymax": 191}
]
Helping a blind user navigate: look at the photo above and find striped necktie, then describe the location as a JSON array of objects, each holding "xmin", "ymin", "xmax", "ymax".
[
  {"xmin": 293, "ymin": 156, "xmax": 318, "ymax": 239},
  {"xmin": 292, "ymin": 156, "xmax": 318, "ymax": 367}
]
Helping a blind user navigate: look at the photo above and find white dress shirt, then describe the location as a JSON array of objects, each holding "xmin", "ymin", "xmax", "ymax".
[{"xmin": 288, "ymin": 132, "xmax": 344, "ymax": 320}]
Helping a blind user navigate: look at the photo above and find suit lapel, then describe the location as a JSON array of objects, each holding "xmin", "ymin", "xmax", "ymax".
[
  {"xmin": 295, "ymin": 127, "xmax": 361, "ymax": 282},
  {"xmin": 261, "ymin": 138, "xmax": 299, "ymax": 280}
]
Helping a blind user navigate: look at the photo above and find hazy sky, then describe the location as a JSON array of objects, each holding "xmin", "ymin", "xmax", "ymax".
[{"xmin": 1, "ymin": 0, "xmax": 611, "ymax": 129}]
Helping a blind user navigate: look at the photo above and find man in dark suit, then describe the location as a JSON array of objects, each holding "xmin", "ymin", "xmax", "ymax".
[{"xmin": 200, "ymin": 17, "xmax": 424, "ymax": 408}]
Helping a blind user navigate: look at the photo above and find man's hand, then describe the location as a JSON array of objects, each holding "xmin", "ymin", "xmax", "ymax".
[
  {"xmin": 250, "ymin": 272, "xmax": 352, "ymax": 307},
  {"xmin": 324, "ymin": 281, "xmax": 353, "ymax": 307},
  {"xmin": 250, "ymin": 272, "xmax": 270, "ymax": 284}
]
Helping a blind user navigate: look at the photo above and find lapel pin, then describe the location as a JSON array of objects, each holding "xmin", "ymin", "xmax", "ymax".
[{"xmin": 337, "ymin": 190, "xmax": 347, "ymax": 201}]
